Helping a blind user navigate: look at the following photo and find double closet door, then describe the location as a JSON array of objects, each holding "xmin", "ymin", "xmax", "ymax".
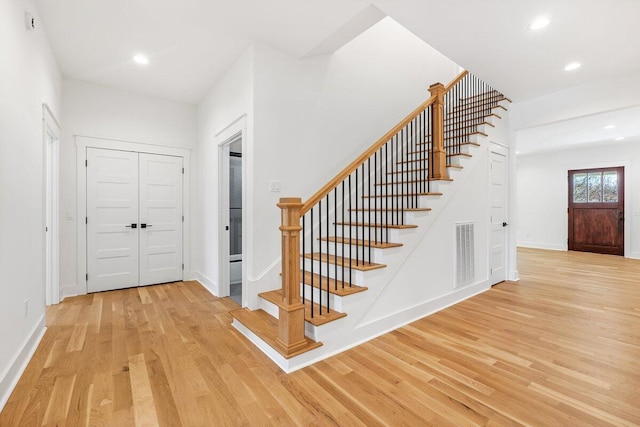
[{"xmin": 87, "ymin": 148, "xmax": 183, "ymax": 293}]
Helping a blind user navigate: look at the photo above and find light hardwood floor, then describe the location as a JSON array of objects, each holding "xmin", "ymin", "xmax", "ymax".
[{"xmin": 1, "ymin": 248, "xmax": 639, "ymax": 426}]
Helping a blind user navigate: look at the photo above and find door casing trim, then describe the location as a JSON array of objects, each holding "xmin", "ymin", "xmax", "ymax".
[{"xmin": 75, "ymin": 135, "xmax": 192, "ymax": 297}]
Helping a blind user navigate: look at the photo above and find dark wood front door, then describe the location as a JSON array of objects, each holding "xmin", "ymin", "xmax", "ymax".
[{"xmin": 568, "ymin": 167, "xmax": 624, "ymax": 255}]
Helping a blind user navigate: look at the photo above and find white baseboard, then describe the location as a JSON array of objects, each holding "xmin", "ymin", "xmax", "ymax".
[
  {"xmin": 626, "ymin": 252, "xmax": 640, "ymax": 260},
  {"xmin": 242, "ymin": 280, "xmax": 491, "ymax": 374},
  {"xmin": 517, "ymin": 242, "xmax": 566, "ymax": 251},
  {"xmin": 60, "ymin": 283, "xmax": 80, "ymax": 301},
  {"xmin": 192, "ymin": 272, "xmax": 218, "ymax": 296},
  {"xmin": 0, "ymin": 315, "xmax": 47, "ymax": 413}
]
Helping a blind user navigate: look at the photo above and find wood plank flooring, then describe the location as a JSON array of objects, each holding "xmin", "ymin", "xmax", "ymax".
[{"xmin": 1, "ymin": 247, "xmax": 639, "ymax": 426}]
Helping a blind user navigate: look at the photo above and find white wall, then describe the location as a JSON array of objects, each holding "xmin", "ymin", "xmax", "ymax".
[
  {"xmin": 195, "ymin": 18, "xmax": 460, "ymax": 302},
  {"xmin": 195, "ymin": 48, "xmax": 254, "ymax": 295},
  {"xmin": 0, "ymin": 0, "xmax": 61, "ymax": 409},
  {"xmin": 60, "ymin": 79, "xmax": 197, "ymax": 297},
  {"xmin": 517, "ymin": 142, "xmax": 640, "ymax": 258},
  {"xmin": 249, "ymin": 17, "xmax": 459, "ymax": 303}
]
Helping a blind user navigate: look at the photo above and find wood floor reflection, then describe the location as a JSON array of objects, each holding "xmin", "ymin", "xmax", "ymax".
[{"xmin": 1, "ymin": 247, "xmax": 639, "ymax": 426}]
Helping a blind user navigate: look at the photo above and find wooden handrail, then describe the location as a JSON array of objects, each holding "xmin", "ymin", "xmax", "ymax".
[
  {"xmin": 444, "ymin": 70, "xmax": 469, "ymax": 92},
  {"xmin": 301, "ymin": 95, "xmax": 436, "ymax": 214},
  {"xmin": 300, "ymin": 70, "xmax": 469, "ymax": 215}
]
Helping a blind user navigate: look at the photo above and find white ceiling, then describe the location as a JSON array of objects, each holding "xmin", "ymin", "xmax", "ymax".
[
  {"xmin": 516, "ymin": 105, "xmax": 640, "ymax": 156},
  {"xmin": 34, "ymin": 0, "xmax": 640, "ymax": 105}
]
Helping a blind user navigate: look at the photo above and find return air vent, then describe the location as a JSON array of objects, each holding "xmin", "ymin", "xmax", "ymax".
[{"xmin": 455, "ymin": 222, "xmax": 475, "ymax": 287}]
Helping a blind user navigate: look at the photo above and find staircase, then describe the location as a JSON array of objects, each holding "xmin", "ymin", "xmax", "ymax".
[{"xmin": 231, "ymin": 71, "xmax": 511, "ymax": 371}]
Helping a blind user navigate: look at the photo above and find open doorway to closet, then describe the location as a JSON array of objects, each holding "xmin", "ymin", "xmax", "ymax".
[{"xmin": 219, "ymin": 133, "xmax": 244, "ymax": 306}]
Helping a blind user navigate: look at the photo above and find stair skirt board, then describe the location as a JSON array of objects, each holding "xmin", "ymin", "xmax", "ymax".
[
  {"xmin": 230, "ymin": 91, "xmax": 508, "ymax": 372},
  {"xmin": 233, "ymin": 280, "xmax": 489, "ymax": 373}
]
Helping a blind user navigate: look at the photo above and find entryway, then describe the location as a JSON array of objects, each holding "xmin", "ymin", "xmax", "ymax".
[
  {"xmin": 568, "ymin": 167, "xmax": 624, "ymax": 255},
  {"xmin": 85, "ymin": 147, "xmax": 184, "ymax": 292}
]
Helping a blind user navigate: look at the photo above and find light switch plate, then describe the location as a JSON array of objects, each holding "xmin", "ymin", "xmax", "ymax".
[{"xmin": 269, "ymin": 180, "xmax": 281, "ymax": 192}]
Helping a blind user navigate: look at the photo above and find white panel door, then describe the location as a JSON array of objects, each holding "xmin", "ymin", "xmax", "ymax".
[
  {"xmin": 139, "ymin": 153, "xmax": 183, "ymax": 286},
  {"xmin": 490, "ymin": 150, "xmax": 508, "ymax": 285},
  {"xmin": 87, "ymin": 148, "xmax": 140, "ymax": 292}
]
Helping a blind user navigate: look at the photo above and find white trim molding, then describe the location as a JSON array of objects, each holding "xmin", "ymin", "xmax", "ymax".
[
  {"xmin": 0, "ymin": 316, "xmax": 46, "ymax": 412},
  {"xmin": 75, "ymin": 135, "xmax": 192, "ymax": 296}
]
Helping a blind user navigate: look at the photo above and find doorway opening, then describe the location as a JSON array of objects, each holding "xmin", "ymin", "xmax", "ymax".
[
  {"xmin": 219, "ymin": 133, "xmax": 244, "ymax": 306},
  {"xmin": 568, "ymin": 167, "xmax": 624, "ymax": 255}
]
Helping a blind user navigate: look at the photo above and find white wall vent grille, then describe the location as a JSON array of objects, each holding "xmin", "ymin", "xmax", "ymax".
[{"xmin": 455, "ymin": 222, "xmax": 475, "ymax": 287}]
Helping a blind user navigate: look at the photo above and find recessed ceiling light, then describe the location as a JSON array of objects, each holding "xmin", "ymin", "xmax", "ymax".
[
  {"xmin": 564, "ymin": 62, "xmax": 581, "ymax": 71},
  {"xmin": 615, "ymin": 137, "xmax": 624, "ymax": 141},
  {"xmin": 603, "ymin": 125, "xmax": 616, "ymax": 130},
  {"xmin": 529, "ymin": 17, "xmax": 550, "ymax": 31},
  {"xmin": 516, "ymin": 151, "xmax": 521, "ymax": 155},
  {"xmin": 133, "ymin": 54, "xmax": 149, "ymax": 65}
]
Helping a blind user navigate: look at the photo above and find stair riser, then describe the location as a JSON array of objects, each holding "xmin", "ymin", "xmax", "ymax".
[
  {"xmin": 259, "ymin": 297, "xmax": 280, "ymax": 320},
  {"xmin": 445, "ymin": 115, "xmax": 495, "ymax": 127},
  {"xmin": 346, "ymin": 209, "xmax": 427, "ymax": 224},
  {"xmin": 417, "ymin": 132, "xmax": 484, "ymax": 147},
  {"xmin": 302, "ymin": 258, "xmax": 369, "ymax": 283},
  {"xmin": 405, "ymin": 145, "xmax": 474, "ymax": 159},
  {"xmin": 257, "ymin": 291, "xmax": 344, "ymax": 343},
  {"xmin": 359, "ymin": 195, "xmax": 435, "ymax": 210},
  {"xmin": 330, "ymin": 224, "xmax": 412, "ymax": 242},
  {"xmin": 301, "ymin": 284, "xmax": 344, "ymax": 312},
  {"xmin": 318, "ymin": 241, "xmax": 387, "ymax": 261},
  {"xmin": 372, "ymin": 180, "xmax": 448, "ymax": 193}
]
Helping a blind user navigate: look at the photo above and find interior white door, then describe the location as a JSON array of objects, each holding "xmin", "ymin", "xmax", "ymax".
[
  {"xmin": 139, "ymin": 153, "xmax": 183, "ymax": 285},
  {"xmin": 490, "ymin": 150, "xmax": 508, "ymax": 285},
  {"xmin": 87, "ymin": 148, "xmax": 140, "ymax": 292}
]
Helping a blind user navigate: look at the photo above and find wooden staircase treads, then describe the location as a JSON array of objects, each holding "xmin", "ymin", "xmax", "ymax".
[
  {"xmin": 397, "ymin": 153, "xmax": 470, "ymax": 164},
  {"xmin": 445, "ymin": 113, "xmax": 501, "ymax": 123},
  {"xmin": 386, "ymin": 166, "xmax": 459, "ymax": 175},
  {"xmin": 444, "ymin": 121, "xmax": 494, "ymax": 130},
  {"xmin": 452, "ymin": 103, "xmax": 507, "ymax": 114},
  {"xmin": 303, "ymin": 301, "xmax": 347, "ymax": 326},
  {"xmin": 375, "ymin": 179, "xmax": 445, "ymax": 185},
  {"xmin": 258, "ymin": 289, "xmax": 348, "ymax": 327},
  {"xmin": 349, "ymin": 207, "xmax": 432, "ymax": 212},
  {"xmin": 408, "ymin": 144, "xmax": 478, "ymax": 155},
  {"xmin": 302, "ymin": 271, "xmax": 367, "ymax": 296},
  {"xmin": 458, "ymin": 96, "xmax": 507, "ymax": 108},
  {"xmin": 421, "ymin": 131, "xmax": 488, "ymax": 141},
  {"xmin": 304, "ymin": 253, "xmax": 386, "ymax": 271},
  {"xmin": 458, "ymin": 93, "xmax": 507, "ymax": 103},
  {"xmin": 362, "ymin": 192, "xmax": 442, "ymax": 198},
  {"xmin": 321, "ymin": 236, "xmax": 403, "ymax": 249},
  {"xmin": 334, "ymin": 221, "xmax": 418, "ymax": 229},
  {"xmin": 229, "ymin": 308, "xmax": 322, "ymax": 359},
  {"xmin": 459, "ymin": 90, "xmax": 501, "ymax": 101}
]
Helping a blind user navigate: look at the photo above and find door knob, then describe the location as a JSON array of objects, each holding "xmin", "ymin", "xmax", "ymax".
[
  {"xmin": 125, "ymin": 223, "xmax": 137, "ymax": 228},
  {"xmin": 502, "ymin": 222, "xmax": 509, "ymax": 227}
]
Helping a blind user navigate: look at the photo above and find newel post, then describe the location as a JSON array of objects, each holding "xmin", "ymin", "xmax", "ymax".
[
  {"xmin": 429, "ymin": 82, "xmax": 449, "ymax": 180},
  {"xmin": 275, "ymin": 197, "xmax": 307, "ymax": 355}
]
